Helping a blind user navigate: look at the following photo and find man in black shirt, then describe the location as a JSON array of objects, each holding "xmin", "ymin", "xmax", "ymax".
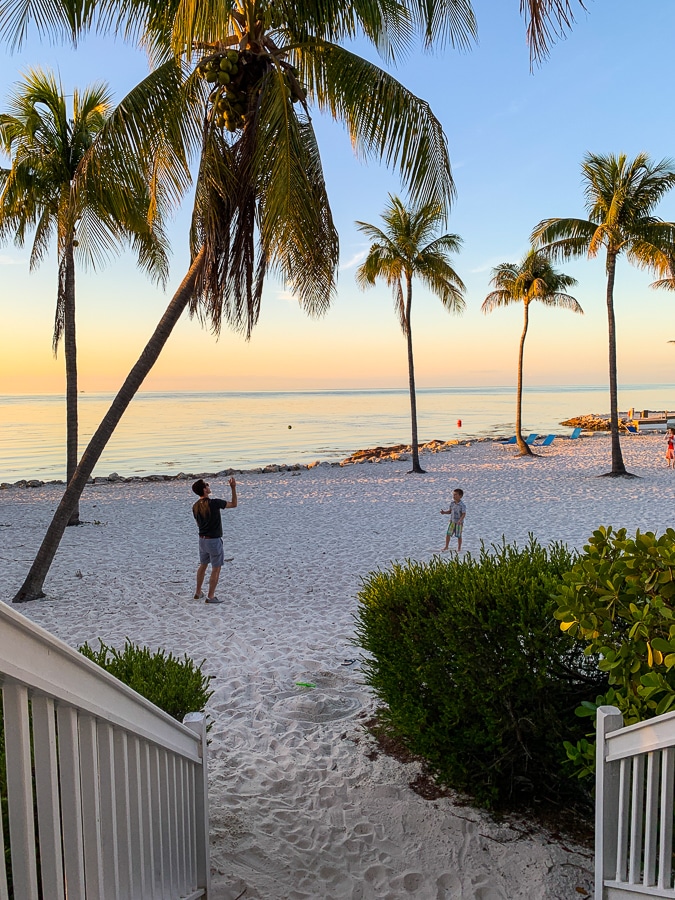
[{"xmin": 192, "ymin": 477, "xmax": 237, "ymax": 604}]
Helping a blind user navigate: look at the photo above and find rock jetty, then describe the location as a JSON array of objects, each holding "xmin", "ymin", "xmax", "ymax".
[
  {"xmin": 340, "ymin": 439, "xmax": 459, "ymax": 465},
  {"xmin": 560, "ymin": 414, "xmax": 636, "ymax": 431}
]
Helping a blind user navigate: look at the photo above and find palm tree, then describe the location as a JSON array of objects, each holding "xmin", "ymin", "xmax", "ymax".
[
  {"xmin": 482, "ymin": 249, "xmax": 581, "ymax": 456},
  {"xmin": 532, "ymin": 152, "xmax": 675, "ymax": 476},
  {"xmin": 10, "ymin": 0, "xmax": 476, "ymax": 601},
  {"xmin": 0, "ymin": 68, "xmax": 169, "ymax": 524},
  {"xmin": 356, "ymin": 195, "xmax": 465, "ymax": 473}
]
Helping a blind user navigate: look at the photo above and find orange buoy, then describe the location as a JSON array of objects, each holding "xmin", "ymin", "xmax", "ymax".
[{"xmin": 456, "ymin": 419, "xmax": 462, "ymax": 427}]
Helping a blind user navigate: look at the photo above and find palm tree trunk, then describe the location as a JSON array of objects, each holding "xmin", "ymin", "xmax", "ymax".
[
  {"xmin": 605, "ymin": 252, "xmax": 628, "ymax": 476},
  {"xmin": 63, "ymin": 241, "xmax": 81, "ymax": 526},
  {"xmin": 515, "ymin": 301, "xmax": 533, "ymax": 456},
  {"xmin": 13, "ymin": 248, "xmax": 205, "ymax": 602},
  {"xmin": 405, "ymin": 276, "xmax": 424, "ymax": 474}
]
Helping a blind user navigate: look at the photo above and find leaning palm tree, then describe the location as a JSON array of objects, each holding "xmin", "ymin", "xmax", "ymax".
[
  {"xmin": 482, "ymin": 249, "xmax": 581, "ymax": 456},
  {"xmin": 356, "ymin": 195, "xmax": 465, "ymax": 473},
  {"xmin": 532, "ymin": 152, "xmax": 675, "ymax": 477},
  {"xmin": 10, "ymin": 0, "xmax": 477, "ymax": 601},
  {"xmin": 0, "ymin": 68, "xmax": 169, "ymax": 524}
]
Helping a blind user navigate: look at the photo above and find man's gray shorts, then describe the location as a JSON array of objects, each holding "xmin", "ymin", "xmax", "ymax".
[{"xmin": 199, "ymin": 537, "xmax": 224, "ymax": 567}]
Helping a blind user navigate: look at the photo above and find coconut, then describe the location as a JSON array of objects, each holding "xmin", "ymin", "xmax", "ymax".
[{"xmin": 218, "ymin": 72, "xmax": 230, "ymax": 84}]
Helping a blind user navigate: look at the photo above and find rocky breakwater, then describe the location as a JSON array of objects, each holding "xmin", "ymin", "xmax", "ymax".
[
  {"xmin": 561, "ymin": 414, "xmax": 635, "ymax": 432},
  {"xmin": 340, "ymin": 438, "xmax": 459, "ymax": 465}
]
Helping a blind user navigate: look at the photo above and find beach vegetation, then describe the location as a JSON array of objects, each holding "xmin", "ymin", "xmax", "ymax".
[
  {"xmin": 481, "ymin": 249, "xmax": 581, "ymax": 456},
  {"xmin": 354, "ymin": 537, "xmax": 603, "ymax": 810},
  {"xmin": 356, "ymin": 195, "xmax": 465, "ymax": 473},
  {"xmin": 556, "ymin": 526, "xmax": 675, "ymax": 777},
  {"xmin": 0, "ymin": 69, "xmax": 170, "ymax": 525},
  {"xmin": 79, "ymin": 639, "xmax": 214, "ymax": 722},
  {"xmin": 9, "ymin": 0, "xmax": 477, "ymax": 603},
  {"xmin": 532, "ymin": 152, "xmax": 675, "ymax": 477}
]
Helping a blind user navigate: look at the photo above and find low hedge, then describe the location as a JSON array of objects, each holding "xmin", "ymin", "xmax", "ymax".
[
  {"xmin": 354, "ymin": 538, "xmax": 606, "ymax": 809},
  {"xmin": 78, "ymin": 639, "xmax": 214, "ymax": 722}
]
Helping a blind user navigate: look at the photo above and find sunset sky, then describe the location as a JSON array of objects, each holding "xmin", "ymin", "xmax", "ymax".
[{"xmin": 2, "ymin": 0, "xmax": 675, "ymax": 394}]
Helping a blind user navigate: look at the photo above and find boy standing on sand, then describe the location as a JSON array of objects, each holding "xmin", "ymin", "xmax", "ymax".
[
  {"xmin": 192, "ymin": 477, "xmax": 237, "ymax": 604},
  {"xmin": 441, "ymin": 488, "xmax": 466, "ymax": 552}
]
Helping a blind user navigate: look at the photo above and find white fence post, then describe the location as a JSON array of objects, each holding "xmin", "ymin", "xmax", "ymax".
[
  {"xmin": 596, "ymin": 705, "xmax": 624, "ymax": 900},
  {"xmin": 184, "ymin": 712, "xmax": 211, "ymax": 898}
]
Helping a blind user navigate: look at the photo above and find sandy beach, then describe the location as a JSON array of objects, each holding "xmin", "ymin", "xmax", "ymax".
[{"xmin": 1, "ymin": 433, "xmax": 672, "ymax": 899}]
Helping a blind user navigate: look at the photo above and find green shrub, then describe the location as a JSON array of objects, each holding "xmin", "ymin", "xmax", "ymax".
[
  {"xmin": 556, "ymin": 526, "xmax": 675, "ymax": 776},
  {"xmin": 354, "ymin": 537, "xmax": 605, "ymax": 809},
  {"xmin": 78, "ymin": 640, "xmax": 213, "ymax": 721}
]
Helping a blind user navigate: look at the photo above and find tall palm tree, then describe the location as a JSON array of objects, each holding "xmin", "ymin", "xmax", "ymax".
[
  {"xmin": 532, "ymin": 153, "xmax": 675, "ymax": 476},
  {"xmin": 482, "ymin": 249, "xmax": 581, "ymax": 456},
  {"xmin": 10, "ymin": 0, "xmax": 476, "ymax": 601},
  {"xmin": 0, "ymin": 68, "xmax": 169, "ymax": 524},
  {"xmin": 356, "ymin": 195, "xmax": 465, "ymax": 473}
]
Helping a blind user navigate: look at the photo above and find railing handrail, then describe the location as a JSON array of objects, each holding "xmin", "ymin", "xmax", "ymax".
[
  {"xmin": 0, "ymin": 600, "xmax": 201, "ymax": 760},
  {"xmin": 605, "ymin": 709, "xmax": 675, "ymax": 762}
]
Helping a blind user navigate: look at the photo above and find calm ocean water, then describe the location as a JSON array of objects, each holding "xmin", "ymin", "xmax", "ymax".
[{"xmin": 1, "ymin": 385, "xmax": 673, "ymax": 482}]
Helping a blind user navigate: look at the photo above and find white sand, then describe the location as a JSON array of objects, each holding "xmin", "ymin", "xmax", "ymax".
[{"xmin": 2, "ymin": 433, "xmax": 672, "ymax": 899}]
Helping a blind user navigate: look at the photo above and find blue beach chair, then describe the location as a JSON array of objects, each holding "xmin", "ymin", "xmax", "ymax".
[
  {"xmin": 534, "ymin": 434, "xmax": 556, "ymax": 447},
  {"xmin": 496, "ymin": 435, "xmax": 516, "ymax": 445},
  {"xmin": 525, "ymin": 433, "xmax": 538, "ymax": 445},
  {"xmin": 569, "ymin": 427, "xmax": 582, "ymax": 440},
  {"xmin": 625, "ymin": 424, "xmax": 640, "ymax": 434}
]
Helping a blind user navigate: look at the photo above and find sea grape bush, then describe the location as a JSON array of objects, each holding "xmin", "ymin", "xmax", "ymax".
[
  {"xmin": 556, "ymin": 526, "xmax": 675, "ymax": 776},
  {"xmin": 354, "ymin": 538, "xmax": 603, "ymax": 809},
  {"xmin": 79, "ymin": 639, "xmax": 214, "ymax": 722}
]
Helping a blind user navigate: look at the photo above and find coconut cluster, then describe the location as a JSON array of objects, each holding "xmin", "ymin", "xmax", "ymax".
[
  {"xmin": 197, "ymin": 50, "xmax": 247, "ymax": 131},
  {"xmin": 196, "ymin": 49, "xmax": 307, "ymax": 133}
]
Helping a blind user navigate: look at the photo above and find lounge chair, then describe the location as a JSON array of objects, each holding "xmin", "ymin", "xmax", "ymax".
[
  {"xmin": 496, "ymin": 433, "xmax": 537, "ymax": 447},
  {"xmin": 569, "ymin": 427, "xmax": 582, "ymax": 439},
  {"xmin": 625, "ymin": 424, "xmax": 640, "ymax": 434},
  {"xmin": 534, "ymin": 434, "xmax": 556, "ymax": 447}
]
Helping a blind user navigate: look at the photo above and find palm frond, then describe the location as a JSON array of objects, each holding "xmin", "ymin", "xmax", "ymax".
[
  {"xmin": 0, "ymin": 0, "xmax": 85, "ymax": 49},
  {"xmin": 402, "ymin": 0, "xmax": 476, "ymax": 51},
  {"xmin": 521, "ymin": 0, "xmax": 585, "ymax": 64},
  {"xmin": 625, "ymin": 239, "xmax": 675, "ymax": 278},
  {"xmin": 417, "ymin": 262, "xmax": 465, "ymax": 311},
  {"xmin": 253, "ymin": 66, "xmax": 338, "ymax": 317},
  {"xmin": 536, "ymin": 291, "xmax": 583, "ymax": 312},
  {"xmin": 531, "ymin": 216, "xmax": 596, "ymax": 259},
  {"xmin": 481, "ymin": 288, "xmax": 514, "ymax": 313},
  {"xmin": 304, "ymin": 41, "xmax": 453, "ymax": 211}
]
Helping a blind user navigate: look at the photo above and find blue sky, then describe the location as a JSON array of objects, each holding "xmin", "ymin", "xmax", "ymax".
[{"xmin": 2, "ymin": 0, "xmax": 675, "ymax": 392}]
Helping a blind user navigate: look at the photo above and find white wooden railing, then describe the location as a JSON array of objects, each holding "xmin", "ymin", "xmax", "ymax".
[
  {"xmin": 0, "ymin": 600, "xmax": 211, "ymax": 899},
  {"xmin": 596, "ymin": 705, "xmax": 675, "ymax": 899}
]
